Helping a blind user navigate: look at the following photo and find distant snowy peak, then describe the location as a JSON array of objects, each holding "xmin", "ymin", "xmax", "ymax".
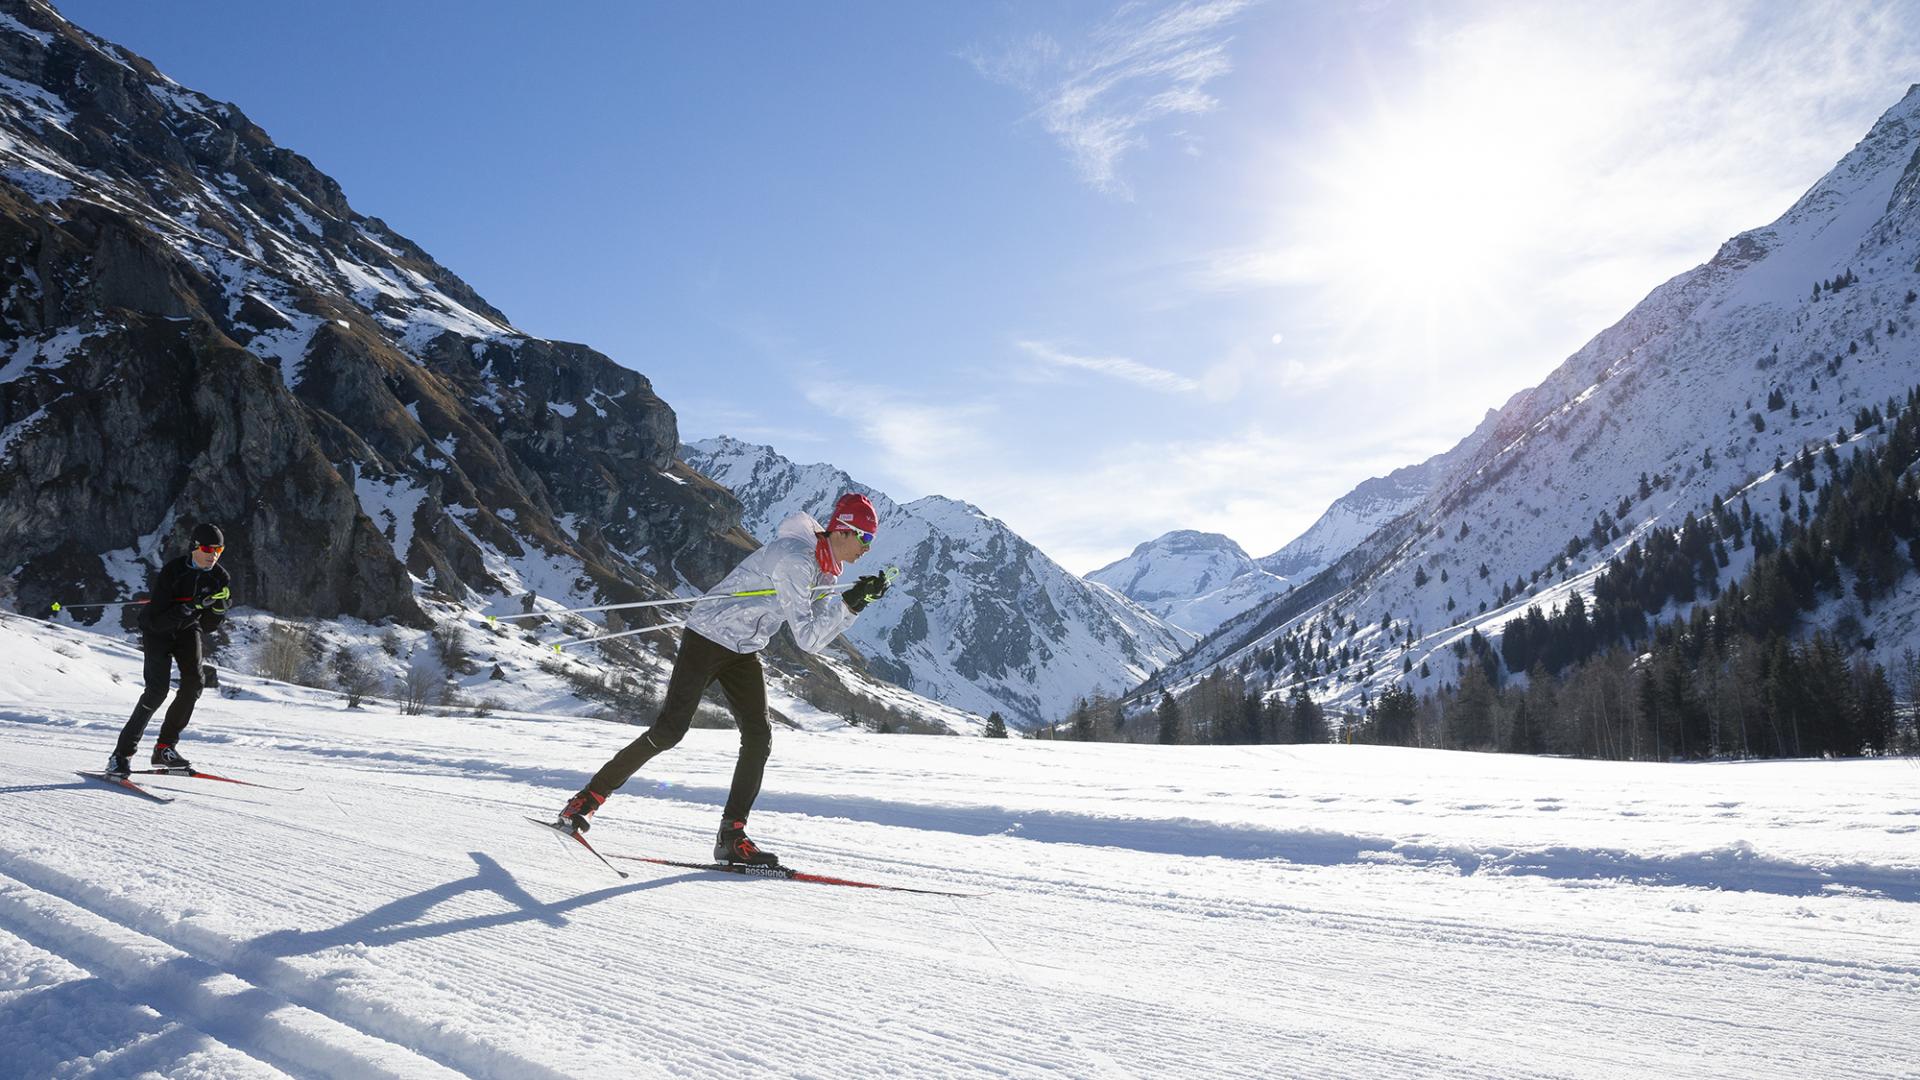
[
  {"xmin": 1087, "ymin": 531, "xmax": 1289, "ymax": 636},
  {"xmin": 681, "ymin": 437, "xmax": 1194, "ymax": 725},
  {"xmin": 1094, "ymin": 531, "xmax": 1256, "ymax": 601}
]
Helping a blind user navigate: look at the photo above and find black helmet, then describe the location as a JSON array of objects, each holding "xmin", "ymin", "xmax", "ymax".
[{"xmin": 190, "ymin": 522, "xmax": 225, "ymax": 549}]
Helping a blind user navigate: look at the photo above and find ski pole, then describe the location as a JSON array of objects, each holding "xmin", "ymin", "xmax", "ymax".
[
  {"xmin": 484, "ymin": 589, "xmax": 781, "ymax": 623},
  {"xmin": 489, "ymin": 566, "xmax": 901, "ymax": 623},
  {"xmin": 549, "ymin": 620, "xmax": 686, "ymax": 652},
  {"xmin": 543, "ymin": 567, "xmax": 901, "ymax": 652},
  {"xmin": 49, "ymin": 595, "xmax": 194, "ymax": 614}
]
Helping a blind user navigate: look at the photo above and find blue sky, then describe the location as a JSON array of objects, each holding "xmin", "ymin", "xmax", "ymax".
[{"xmin": 58, "ymin": 0, "xmax": 1920, "ymax": 573}]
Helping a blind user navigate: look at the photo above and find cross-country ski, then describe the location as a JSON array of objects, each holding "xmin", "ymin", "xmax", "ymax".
[
  {"xmin": 74, "ymin": 770, "xmax": 175, "ymax": 803},
  {"xmin": 127, "ymin": 768, "xmax": 307, "ymax": 792},
  {"xmin": 604, "ymin": 853, "xmax": 985, "ymax": 897}
]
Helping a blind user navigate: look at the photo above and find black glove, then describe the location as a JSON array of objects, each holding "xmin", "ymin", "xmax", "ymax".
[
  {"xmin": 842, "ymin": 573, "xmax": 889, "ymax": 613},
  {"xmin": 201, "ymin": 663, "xmax": 219, "ymax": 689},
  {"xmin": 195, "ymin": 585, "xmax": 232, "ymax": 614}
]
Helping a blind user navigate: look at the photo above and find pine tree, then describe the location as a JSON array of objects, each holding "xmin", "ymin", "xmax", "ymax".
[
  {"xmin": 1289, "ymin": 684, "xmax": 1327, "ymax": 744},
  {"xmin": 983, "ymin": 711, "xmax": 1008, "ymax": 739},
  {"xmin": 1156, "ymin": 693, "xmax": 1182, "ymax": 745}
]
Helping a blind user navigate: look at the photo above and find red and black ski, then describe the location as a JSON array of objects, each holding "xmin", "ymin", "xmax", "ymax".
[
  {"xmin": 129, "ymin": 768, "xmax": 305, "ymax": 792},
  {"xmin": 75, "ymin": 771, "xmax": 175, "ymax": 803},
  {"xmin": 608, "ymin": 854, "xmax": 980, "ymax": 897},
  {"xmin": 526, "ymin": 816, "xmax": 629, "ymax": 879}
]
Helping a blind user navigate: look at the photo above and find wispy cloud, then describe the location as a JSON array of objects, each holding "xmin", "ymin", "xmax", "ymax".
[
  {"xmin": 966, "ymin": 0, "xmax": 1256, "ymax": 198},
  {"xmin": 801, "ymin": 380, "xmax": 994, "ymax": 477},
  {"xmin": 1017, "ymin": 339, "xmax": 1200, "ymax": 393}
]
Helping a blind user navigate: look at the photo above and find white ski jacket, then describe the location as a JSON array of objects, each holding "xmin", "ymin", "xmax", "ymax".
[{"xmin": 684, "ymin": 511, "xmax": 859, "ymax": 655}]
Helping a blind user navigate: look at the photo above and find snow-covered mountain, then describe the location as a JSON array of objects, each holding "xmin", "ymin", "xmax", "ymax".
[
  {"xmin": 1154, "ymin": 84, "xmax": 1920, "ymax": 709},
  {"xmin": 1085, "ymin": 530, "xmax": 1290, "ymax": 636},
  {"xmin": 682, "ymin": 436, "xmax": 1196, "ymax": 725},
  {"xmin": 0, "ymin": 0, "xmax": 971, "ymax": 733}
]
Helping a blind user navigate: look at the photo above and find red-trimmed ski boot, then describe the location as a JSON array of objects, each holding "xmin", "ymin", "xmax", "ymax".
[
  {"xmin": 715, "ymin": 820, "xmax": 780, "ymax": 867},
  {"xmin": 151, "ymin": 744, "xmax": 193, "ymax": 771},
  {"xmin": 557, "ymin": 789, "xmax": 604, "ymax": 834}
]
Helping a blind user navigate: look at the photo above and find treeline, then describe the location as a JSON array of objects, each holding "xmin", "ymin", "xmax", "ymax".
[
  {"xmin": 1033, "ymin": 675, "xmax": 1334, "ymax": 747},
  {"xmin": 1367, "ymin": 383, "xmax": 1920, "ymax": 760}
]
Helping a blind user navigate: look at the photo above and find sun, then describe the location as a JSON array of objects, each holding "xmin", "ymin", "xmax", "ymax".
[{"xmin": 1305, "ymin": 106, "xmax": 1551, "ymax": 320}]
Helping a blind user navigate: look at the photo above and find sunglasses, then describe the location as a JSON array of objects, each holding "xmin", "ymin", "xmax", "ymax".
[{"xmin": 196, "ymin": 544, "xmax": 224, "ymax": 554}]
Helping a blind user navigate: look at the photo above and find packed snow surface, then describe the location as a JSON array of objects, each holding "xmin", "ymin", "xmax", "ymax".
[{"xmin": 0, "ymin": 614, "xmax": 1915, "ymax": 1079}]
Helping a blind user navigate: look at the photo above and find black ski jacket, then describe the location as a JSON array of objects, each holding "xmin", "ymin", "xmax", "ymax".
[{"xmin": 137, "ymin": 556, "xmax": 231, "ymax": 638}]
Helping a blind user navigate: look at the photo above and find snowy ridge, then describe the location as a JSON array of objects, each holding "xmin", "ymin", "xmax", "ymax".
[
  {"xmin": 1156, "ymin": 84, "xmax": 1920, "ymax": 709},
  {"xmin": 683, "ymin": 436, "xmax": 1195, "ymax": 725},
  {"xmin": 1259, "ymin": 404, "xmax": 1509, "ymax": 584},
  {"xmin": 1, "ymin": 613, "xmax": 1916, "ymax": 1077}
]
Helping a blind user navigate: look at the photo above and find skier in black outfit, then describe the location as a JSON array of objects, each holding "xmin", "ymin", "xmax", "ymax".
[{"xmin": 105, "ymin": 523, "xmax": 232, "ymax": 777}]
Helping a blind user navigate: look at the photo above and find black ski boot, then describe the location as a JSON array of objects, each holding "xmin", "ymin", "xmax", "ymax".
[
  {"xmin": 715, "ymin": 820, "xmax": 779, "ymax": 867},
  {"xmin": 103, "ymin": 753, "xmax": 131, "ymax": 779},
  {"xmin": 557, "ymin": 789, "xmax": 604, "ymax": 834},
  {"xmin": 151, "ymin": 744, "xmax": 193, "ymax": 772}
]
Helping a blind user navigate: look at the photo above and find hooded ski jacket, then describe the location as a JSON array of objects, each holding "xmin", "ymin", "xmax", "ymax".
[{"xmin": 684, "ymin": 511, "xmax": 859, "ymax": 655}]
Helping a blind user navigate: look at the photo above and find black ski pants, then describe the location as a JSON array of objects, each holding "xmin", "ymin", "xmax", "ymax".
[
  {"xmin": 584, "ymin": 629, "xmax": 771, "ymax": 824},
  {"xmin": 116, "ymin": 630, "xmax": 204, "ymax": 758}
]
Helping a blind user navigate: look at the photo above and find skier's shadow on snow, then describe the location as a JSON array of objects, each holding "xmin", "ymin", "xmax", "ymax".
[{"xmin": 245, "ymin": 852, "xmax": 684, "ymax": 958}]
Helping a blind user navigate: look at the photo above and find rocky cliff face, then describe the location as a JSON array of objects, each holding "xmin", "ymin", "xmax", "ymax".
[
  {"xmin": 0, "ymin": 0, "xmax": 970, "ymax": 730},
  {"xmin": 682, "ymin": 436, "xmax": 1195, "ymax": 725},
  {"xmin": 0, "ymin": 0, "xmax": 749, "ymax": 627}
]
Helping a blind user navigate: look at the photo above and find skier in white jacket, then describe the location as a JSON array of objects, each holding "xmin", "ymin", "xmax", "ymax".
[{"xmin": 556, "ymin": 493, "xmax": 891, "ymax": 866}]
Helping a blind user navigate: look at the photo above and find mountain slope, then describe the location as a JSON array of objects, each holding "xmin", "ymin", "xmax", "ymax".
[
  {"xmin": 1154, "ymin": 84, "xmax": 1920, "ymax": 710},
  {"xmin": 1258, "ymin": 406, "xmax": 1509, "ymax": 582},
  {"xmin": 0, "ymin": 0, "xmax": 963, "ymax": 731},
  {"xmin": 682, "ymin": 435, "xmax": 1195, "ymax": 725}
]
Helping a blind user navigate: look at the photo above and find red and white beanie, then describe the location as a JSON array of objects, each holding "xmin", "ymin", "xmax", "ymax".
[
  {"xmin": 828, "ymin": 492, "xmax": 878, "ymax": 536},
  {"xmin": 815, "ymin": 493, "xmax": 878, "ymax": 576}
]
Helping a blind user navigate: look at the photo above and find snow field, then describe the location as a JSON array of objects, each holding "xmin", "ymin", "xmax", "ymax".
[{"xmin": 0, "ymin": 615, "xmax": 1916, "ymax": 1078}]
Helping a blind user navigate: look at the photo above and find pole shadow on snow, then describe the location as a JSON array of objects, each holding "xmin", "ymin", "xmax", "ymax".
[
  {"xmin": 0, "ymin": 781, "xmax": 95, "ymax": 796},
  {"xmin": 244, "ymin": 852, "xmax": 682, "ymax": 959}
]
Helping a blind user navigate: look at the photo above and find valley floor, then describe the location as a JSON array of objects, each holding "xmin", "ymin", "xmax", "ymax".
[{"xmin": 0, "ymin": 616, "xmax": 1915, "ymax": 1079}]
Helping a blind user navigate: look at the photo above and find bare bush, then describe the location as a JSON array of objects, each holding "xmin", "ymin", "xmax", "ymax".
[
  {"xmin": 257, "ymin": 622, "xmax": 324, "ymax": 686},
  {"xmin": 394, "ymin": 651, "xmax": 444, "ymax": 716},
  {"xmin": 331, "ymin": 645, "xmax": 383, "ymax": 709},
  {"xmin": 433, "ymin": 625, "xmax": 473, "ymax": 675}
]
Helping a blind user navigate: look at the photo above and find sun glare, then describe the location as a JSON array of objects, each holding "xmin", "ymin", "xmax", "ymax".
[{"xmin": 1306, "ymin": 105, "xmax": 1552, "ymax": 319}]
